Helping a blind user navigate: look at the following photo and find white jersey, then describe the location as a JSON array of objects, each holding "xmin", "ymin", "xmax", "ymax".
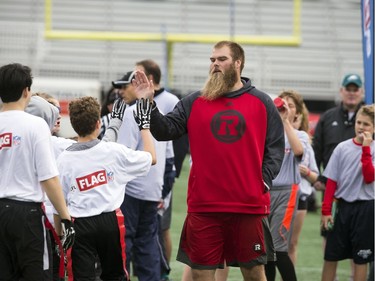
[
  {"xmin": 299, "ymin": 141, "xmax": 319, "ymax": 196},
  {"xmin": 57, "ymin": 140, "xmax": 152, "ymax": 218},
  {"xmin": 118, "ymin": 90, "xmax": 178, "ymax": 201},
  {"xmin": 0, "ymin": 110, "xmax": 58, "ymax": 202},
  {"xmin": 323, "ymin": 138, "xmax": 375, "ymax": 202},
  {"xmin": 51, "ymin": 135, "xmax": 76, "ymax": 158},
  {"xmin": 43, "ymin": 135, "xmax": 77, "ymax": 225},
  {"xmin": 272, "ymin": 129, "xmax": 310, "ymax": 187}
]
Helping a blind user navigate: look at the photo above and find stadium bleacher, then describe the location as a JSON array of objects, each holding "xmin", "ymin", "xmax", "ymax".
[{"xmin": 0, "ymin": 0, "xmax": 364, "ymax": 103}]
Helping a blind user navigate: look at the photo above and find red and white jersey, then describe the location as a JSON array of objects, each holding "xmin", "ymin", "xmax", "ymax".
[
  {"xmin": 0, "ymin": 110, "xmax": 58, "ymax": 202},
  {"xmin": 57, "ymin": 140, "xmax": 152, "ymax": 218},
  {"xmin": 323, "ymin": 138, "xmax": 375, "ymax": 202}
]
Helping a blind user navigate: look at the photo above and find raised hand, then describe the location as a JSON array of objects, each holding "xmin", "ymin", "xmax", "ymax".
[
  {"xmin": 131, "ymin": 70, "xmax": 155, "ymax": 100},
  {"xmin": 110, "ymin": 98, "xmax": 127, "ymax": 121},
  {"xmin": 361, "ymin": 131, "xmax": 373, "ymax": 146},
  {"xmin": 133, "ymin": 98, "xmax": 152, "ymax": 130}
]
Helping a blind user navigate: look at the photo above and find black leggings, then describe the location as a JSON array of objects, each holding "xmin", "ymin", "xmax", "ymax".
[{"xmin": 265, "ymin": 251, "xmax": 297, "ymax": 281}]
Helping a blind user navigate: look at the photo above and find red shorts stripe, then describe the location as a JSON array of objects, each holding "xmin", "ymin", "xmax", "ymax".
[
  {"xmin": 115, "ymin": 209, "xmax": 129, "ymax": 280},
  {"xmin": 280, "ymin": 184, "xmax": 298, "ymax": 239}
]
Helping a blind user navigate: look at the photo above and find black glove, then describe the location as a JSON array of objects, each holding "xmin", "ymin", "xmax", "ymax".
[
  {"xmin": 61, "ymin": 219, "xmax": 75, "ymax": 251},
  {"xmin": 111, "ymin": 98, "xmax": 127, "ymax": 121},
  {"xmin": 133, "ymin": 98, "xmax": 152, "ymax": 130},
  {"xmin": 55, "ymin": 244, "xmax": 68, "ymax": 266}
]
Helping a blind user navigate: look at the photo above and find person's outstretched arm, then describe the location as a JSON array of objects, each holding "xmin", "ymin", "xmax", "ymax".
[
  {"xmin": 132, "ymin": 69, "xmax": 190, "ymax": 141},
  {"xmin": 102, "ymin": 98, "xmax": 127, "ymax": 142},
  {"xmin": 133, "ymin": 98, "xmax": 157, "ymax": 165}
]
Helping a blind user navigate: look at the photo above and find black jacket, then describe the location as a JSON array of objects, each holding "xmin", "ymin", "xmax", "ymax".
[{"xmin": 312, "ymin": 102, "xmax": 362, "ymax": 181}]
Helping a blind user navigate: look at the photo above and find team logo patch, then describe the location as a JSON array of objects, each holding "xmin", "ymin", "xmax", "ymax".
[
  {"xmin": 210, "ymin": 110, "xmax": 246, "ymax": 143},
  {"xmin": 76, "ymin": 170, "xmax": 108, "ymax": 192},
  {"xmin": 0, "ymin": 133, "xmax": 12, "ymax": 150},
  {"xmin": 107, "ymin": 171, "xmax": 114, "ymax": 181},
  {"xmin": 253, "ymin": 243, "xmax": 262, "ymax": 252},
  {"xmin": 357, "ymin": 249, "xmax": 372, "ymax": 259},
  {"xmin": 13, "ymin": 136, "xmax": 21, "ymax": 146}
]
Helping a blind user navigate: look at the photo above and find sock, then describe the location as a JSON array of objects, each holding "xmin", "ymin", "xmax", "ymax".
[
  {"xmin": 265, "ymin": 261, "xmax": 276, "ymax": 281},
  {"xmin": 276, "ymin": 251, "xmax": 297, "ymax": 281}
]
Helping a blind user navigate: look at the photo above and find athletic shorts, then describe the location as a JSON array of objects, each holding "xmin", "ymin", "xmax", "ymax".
[
  {"xmin": 268, "ymin": 185, "xmax": 298, "ymax": 252},
  {"xmin": 262, "ymin": 217, "xmax": 276, "ymax": 262},
  {"xmin": 325, "ymin": 199, "xmax": 374, "ymax": 264},
  {"xmin": 297, "ymin": 197, "xmax": 308, "ymax": 211},
  {"xmin": 161, "ymin": 196, "xmax": 172, "ymax": 231},
  {"xmin": 0, "ymin": 198, "xmax": 52, "ymax": 281},
  {"xmin": 67, "ymin": 210, "xmax": 128, "ymax": 280},
  {"xmin": 177, "ymin": 213, "xmax": 267, "ymax": 269}
]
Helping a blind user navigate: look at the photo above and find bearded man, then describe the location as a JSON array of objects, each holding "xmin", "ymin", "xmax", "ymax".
[{"xmin": 131, "ymin": 40, "xmax": 285, "ymax": 281}]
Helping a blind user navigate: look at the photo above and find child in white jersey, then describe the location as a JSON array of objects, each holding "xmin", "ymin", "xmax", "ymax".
[
  {"xmin": 0, "ymin": 63, "xmax": 74, "ymax": 280},
  {"xmin": 26, "ymin": 93, "xmax": 126, "ymax": 280},
  {"xmin": 54, "ymin": 96, "xmax": 156, "ymax": 281},
  {"xmin": 265, "ymin": 90, "xmax": 309, "ymax": 281},
  {"xmin": 321, "ymin": 104, "xmax": 374, "ymax": 281},
  {"xmin": 288, "ymin": 103, "xmax": 319, "ymax": 266}
]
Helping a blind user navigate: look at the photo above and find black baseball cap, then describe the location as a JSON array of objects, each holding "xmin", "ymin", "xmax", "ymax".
[{"xmin": 112, "ymin": 71, "xmax": 135, "ymax": 88}]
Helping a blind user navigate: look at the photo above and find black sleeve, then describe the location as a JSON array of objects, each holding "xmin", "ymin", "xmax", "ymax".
[
  {"xmin": 162, "ymin": 157, "xmax": 176, "ymax": 199},
  {"xmin": 262, "ymin": 96, "xmax": 285, "ymax": 189},
  {"xmin": 150, "ymin": 91, "xmax": 198, "ymax": 141},
  {"xmin": 172, "ymin": 134, "xmax": 190, "ymax": 178},
  {"xmin": 312, "ymin": 113, "xmax": 325, "ymax": 173}
]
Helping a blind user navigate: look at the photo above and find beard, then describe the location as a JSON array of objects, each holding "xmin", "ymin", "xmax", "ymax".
[{"xmin": 201, "ymin": 64, "xmax": 238, "ymax": 101}]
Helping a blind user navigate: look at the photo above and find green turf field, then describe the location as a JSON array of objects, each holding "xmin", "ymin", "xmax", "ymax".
[{"xmin": 167, "ymin": 157, "xmax": 352, "ymax": 281}]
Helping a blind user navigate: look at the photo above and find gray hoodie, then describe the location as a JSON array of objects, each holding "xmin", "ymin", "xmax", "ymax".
[{"xmin": 25, "ymin": 95, "xmax": 59, "ymax": 131}]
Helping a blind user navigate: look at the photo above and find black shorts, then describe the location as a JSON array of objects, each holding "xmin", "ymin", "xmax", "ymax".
[
  {"xmin": 68, "ymin": 210, "xmax": 127, "ymax": 280},
  {"xmin": 324, "ymin": 199, "xmax": 374, "ymax": 264},
  {"xmin": 0, "ymin": 198, "xmax": 52, "ymax": 281},
  {"xmin": 297, "ymin": 196, "xmax": 308, "ymax": 211}
]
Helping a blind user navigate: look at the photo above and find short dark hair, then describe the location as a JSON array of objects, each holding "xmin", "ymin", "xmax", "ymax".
[
  {"xmin": 0, "ymin": 63, "xmax": 32, "ymax": 103},
  {"xmin": 135, "ymin": 59, "xmax": 161, "ymax": 85},
  {"xmin": 101, "ymin": 86, "xmax": 118, "ymax": 117},
  {"xmin": 214, "ymin": 41, "xmax": 245, "ymax": 73},
  {"xmin": 69, "ymin": 96, "xmax": 100, "ymax": 137}
]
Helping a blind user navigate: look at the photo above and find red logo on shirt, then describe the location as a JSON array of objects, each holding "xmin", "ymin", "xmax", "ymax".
[
  {"xmin": 0, "ymin": 133, "xmax": 12, "ymax": 150},
  {"xmin": 76, "ymin": 170, "xmax": 108, "ymax": 191}
]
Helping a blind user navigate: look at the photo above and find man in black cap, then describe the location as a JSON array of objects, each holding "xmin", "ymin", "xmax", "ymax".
[
  {"xmin": 112, "ymin": 71, "xmax": 137, "ymax": 105},
  {"xmin": 313, "ymin": 73, "xmax": 364, "ymax": 191}
]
